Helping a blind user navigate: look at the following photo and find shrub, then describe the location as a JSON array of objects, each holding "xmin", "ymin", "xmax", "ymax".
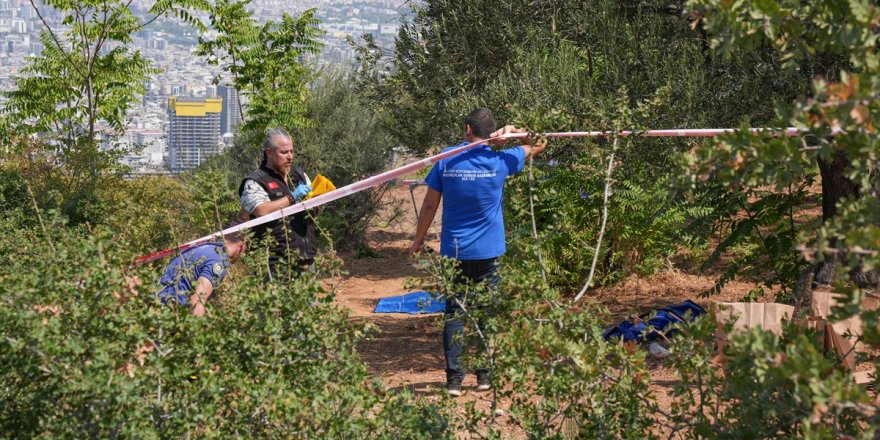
[
  {"xmin": 291, "ymin": 69, "xmax": 400, "ymax": 250},
  {"xmin": 0, "ymin": 217, "xmax": 449, "ymax": 438},
  {"xmin": 502, "ymin": 136, "xmax": 711, "ymax": 292},
  {"xmin": 669, "ymin": 314, "xmax": 874, "ymax": 438}
]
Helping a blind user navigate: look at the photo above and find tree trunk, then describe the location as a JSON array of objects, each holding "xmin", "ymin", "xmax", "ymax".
[{"xmin": 813, "ymin": 149, "xmax": 880, "ymax": 288}]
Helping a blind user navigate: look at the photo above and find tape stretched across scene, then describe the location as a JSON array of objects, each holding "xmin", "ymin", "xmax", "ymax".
[{"xmin": 131, "ymin": 126, "xmax": 812, "ymax": 265}]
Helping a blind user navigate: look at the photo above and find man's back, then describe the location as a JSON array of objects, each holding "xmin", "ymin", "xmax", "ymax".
[{"xmin": 426, "ymin": 143, "xmax": 525, "ymax": 260}]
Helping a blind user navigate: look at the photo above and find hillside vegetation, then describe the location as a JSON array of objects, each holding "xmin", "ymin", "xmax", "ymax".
[{"xmin": 2, "ymin": 0, "xmax": 880, "ymax": 437}]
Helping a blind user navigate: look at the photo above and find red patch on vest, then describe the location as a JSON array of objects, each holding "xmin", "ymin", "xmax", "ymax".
[{"xmin": 267, "ymin": 181, "xmax": 279, "ymax": 190}]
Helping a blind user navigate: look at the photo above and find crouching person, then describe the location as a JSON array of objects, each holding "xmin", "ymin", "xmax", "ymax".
[{"xmin": 157, "ymin": 224, "xmax": 247, "ymax": 317}]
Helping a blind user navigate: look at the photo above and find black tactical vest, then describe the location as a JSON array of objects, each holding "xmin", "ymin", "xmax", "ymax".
[{"xmin": 238, "ymin": 165, "xmax": 318, "ymax": 262}]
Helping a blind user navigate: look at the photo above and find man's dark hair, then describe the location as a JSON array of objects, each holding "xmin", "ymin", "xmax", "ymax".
[
  {"xmin": 463, "ymin": 108, "xmax": 496, "ymax": 139},
  {"xmin": 222, "ymin": 219, "xmax": 246, "ymax": 243}
]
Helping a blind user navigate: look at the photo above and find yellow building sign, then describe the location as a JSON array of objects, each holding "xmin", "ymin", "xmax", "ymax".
[{"xmin": 168, "ymin": 96, "xmax": 223, "ymax": 117}]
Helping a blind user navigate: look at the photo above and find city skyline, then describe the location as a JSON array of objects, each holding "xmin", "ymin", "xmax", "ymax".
[{"xmin": 0, "ymin": 0, "xmax": 409, "ymax": 174}]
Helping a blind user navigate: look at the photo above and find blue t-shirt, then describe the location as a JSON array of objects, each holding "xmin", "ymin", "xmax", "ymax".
[
  {"xmin": 425, "ymin": 142, "xmax": 526, "ymax": 260},
  {"xmin": 157, "ymin": 242, "xmax": 229, "ymax": 306}
]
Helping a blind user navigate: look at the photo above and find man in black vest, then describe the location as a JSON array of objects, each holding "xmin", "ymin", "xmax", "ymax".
[{"xmin": 238, "ymin": 128, "xmax": 318, "ymax": 281}]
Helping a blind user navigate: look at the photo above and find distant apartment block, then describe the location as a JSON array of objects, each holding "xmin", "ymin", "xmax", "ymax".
[
  {"xmin": 217, "ymin": 85, "xmax": 241, "ymax": 136},
  {"xmin": 166, "ymin": 96, "xmax": 222, "ymax": 173},
  {"xmin": 29, "ymin": 41, "xmax": 42, "ymax": 56}
]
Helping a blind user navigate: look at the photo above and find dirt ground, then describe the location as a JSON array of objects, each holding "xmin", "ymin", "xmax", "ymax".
[{"xmin": 330, "ymin": 185, "xmax": 776, "ymax": 437}]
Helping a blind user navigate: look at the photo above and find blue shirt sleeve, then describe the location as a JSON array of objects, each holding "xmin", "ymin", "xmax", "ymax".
[
  {"xmin": 195, "ymin": 255, "xmax": 226, "ymax": 288},
  {"xmin": 425, "ymin": 162, "xmax": 443, "ymax": 192},
  {"xmin": 501, "ymin": 146, "xmax": 527, "ymax": 177}
]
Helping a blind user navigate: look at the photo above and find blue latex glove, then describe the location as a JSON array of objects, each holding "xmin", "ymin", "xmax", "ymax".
[{"xmin": 291, "ymin": 183, "xmax": 312, "ymax": 201}]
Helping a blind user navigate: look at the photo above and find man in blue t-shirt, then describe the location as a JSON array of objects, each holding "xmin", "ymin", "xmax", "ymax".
[
  {"xmin": 157, "ymin": 226, "xmax": 247, "ymax": 317},
  {"xmin": 408, "ymin": 107, "xmax": 546, "ymax": 396}
]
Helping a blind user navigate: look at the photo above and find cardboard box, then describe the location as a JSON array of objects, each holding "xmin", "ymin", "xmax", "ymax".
[
  {"xmin": 810, "ymin": 290, "xmax": 880, "ymax": 339},
  {"xmin": 716, "ymin": 302, "xmax": 795, "ymax": 335},
  {"xmin": 715, "ymin": 302, "xmax": 796, "ymax": 352}
]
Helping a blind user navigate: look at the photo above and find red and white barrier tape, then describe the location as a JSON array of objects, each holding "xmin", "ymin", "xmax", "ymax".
[
  {"xmin": 132, "ymin": 126, "xmax": 812, "ymax": 265},
  {"xmin": 534, "ymin": 127, "xmax": 807, "ymax": 138}
]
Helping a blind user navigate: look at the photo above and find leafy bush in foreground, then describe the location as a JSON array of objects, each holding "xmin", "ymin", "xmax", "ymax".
[
  {"xmin": 669, "ymin": 313, "xmax": 875, "ymax": 438},
  {"xmin": 0, "ymin": 217, "xmax": 448, "ymax": 438}
]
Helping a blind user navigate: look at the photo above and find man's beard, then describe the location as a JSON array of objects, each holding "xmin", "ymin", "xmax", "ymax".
[{"xmin": 271, "ymin": 161, "xmax": 291, "ymax": 175}]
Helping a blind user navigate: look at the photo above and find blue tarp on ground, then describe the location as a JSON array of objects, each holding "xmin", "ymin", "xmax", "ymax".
[
  {"xmin": 373, "ymin": 291, "xmax": 445, "ymax": 314},
  {"xmin": 603, "ymin": 299, "xmax": 706, "ymax": 342}
]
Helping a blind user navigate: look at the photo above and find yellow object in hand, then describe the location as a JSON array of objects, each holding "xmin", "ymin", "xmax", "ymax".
[{"xmin": 305, "ymin": 174, "xmax": 336, "ymax": 200}]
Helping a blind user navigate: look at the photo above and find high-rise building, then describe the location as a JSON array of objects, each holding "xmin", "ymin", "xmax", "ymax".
[
  {"xmin": 29, "ymin": 42, "xmax": 43, "ymax": 57},
  {"xmin": 166, "ymin": 96, "xmax": 223, "ymax": 174},
  {"xmin": 217, "ymin": 85, "xmax": 241, "ymax": 136}
]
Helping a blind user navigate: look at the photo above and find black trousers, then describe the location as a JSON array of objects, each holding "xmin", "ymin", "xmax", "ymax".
[{"xmin": 443, "ymin": 257, "xmax": 499, "ymax": 383}]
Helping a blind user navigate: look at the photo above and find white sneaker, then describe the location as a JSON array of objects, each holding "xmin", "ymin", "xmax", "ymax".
[
  {"xmin": 447, "ymin": 382, "xmax": 462, "ymax": 397},
  {"xmin": 476, "ymin": 373, "xmax": 491, "ymax": 391}
]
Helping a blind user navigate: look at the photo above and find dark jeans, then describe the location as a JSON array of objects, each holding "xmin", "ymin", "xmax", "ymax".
[{"xmin": 444, "ymin": 257, "xmax": 499, "ymax": 384}]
